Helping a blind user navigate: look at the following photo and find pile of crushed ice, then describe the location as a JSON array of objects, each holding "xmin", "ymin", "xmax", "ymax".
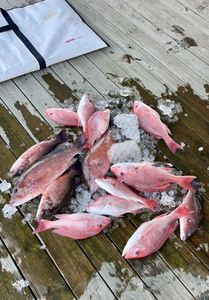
[{"xmin": 157, "ymin": 99, "xmax": 183, "ymax": 123}]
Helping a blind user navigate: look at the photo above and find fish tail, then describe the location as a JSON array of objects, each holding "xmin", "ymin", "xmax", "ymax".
[
  {"xmin": 173, "ymin": 202, "xmax": 194, "ymax": 218},
  {"xmin": 74, "ymin": 133, "xmax": 86, "ymax": 148},
  {"xmin": 33, "ymin": 219, "xmax": 53, "ymax": 234},
  {"xmin": 164, "ymin": 136, "xmax": 183, "ymax": 154},
  {"xmin": 176, "ymin": 175, "xmax": 197, "ymax": 191},
  {"xmin": 56, "ymin": 129, "xmax": 68, "ymax": 143}
]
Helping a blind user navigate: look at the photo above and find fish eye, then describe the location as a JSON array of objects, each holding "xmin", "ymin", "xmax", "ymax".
[
  {"xmin": 99, "ymin": 224, "xmax": 103, "ymax": 228},
  {"xmin": 135, "ymin": 250, "xmax": 140, "ymax": 255},
  {"xmin": 13, "ymin": 188, "xmax": 18, "ymax": 193},
  {"xmin": 120, "ymin": 172, "xmax": 124, "ymax": 176}
]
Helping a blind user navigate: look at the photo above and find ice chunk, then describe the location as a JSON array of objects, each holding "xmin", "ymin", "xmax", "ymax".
[
  {"xmin": 139, "ymin": 129, "xmax": 157, "ymax": 162},
  {"xmin": 196, "ymin": 243, "xmax": 208, "ymax": 252},
  {"xmin": 21, "ymin": 213, "xmax": 33, "ymax": 224},
  {"xmin": 69, "ymin": 184, "xmax": 92, "ymax": 213},
  {"xmin": 111, "ymin": 127, "xmax": 123, "ymax": 142},
  {"xmin": 108, "ymin": 140, "xmax": 142, "ymax": 164},
  {"xmin": 40, "ymin": 244, "xmax": 46, "ymax": 250},
  {"xmin": 0, "ymin": 179, "xmax": 11, "ymax": 193},
  {"xmin": 157, "ymin": 99, "xmax": 183, "ymax": 123},
  {"xmin": 160, "ymin": 192, "xmax": 176, "ymax": 208},
  {"xmin": 95, "ymin": 99, "xmax": 109, "ymax": 110},
  {"xmin": 114, "ymin": 114, "xmax": 141, "ymax": 142},
  {"xmin": 119, "ymin": 87, "xmax": 134, "ymax": 98},
  {"xmin": 2, "ymin": 204, "xmax": 17, "ymax": 219},
  {"xmin": 12, "ymin": 279, "xmax": 29, "ymax": 293}
]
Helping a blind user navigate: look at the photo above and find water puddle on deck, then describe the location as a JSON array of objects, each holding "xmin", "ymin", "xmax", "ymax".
[
  {"xmin": 97, "ymin": 261, "xmax": 149, "ymax": 299},
  {"xmin": 176, "ymin": 268, "xmax": 209, "ymax": 299},
  {"xmin": 14, "ymin": 100, "xmax": 52, "ymax": 141},
  {"xmin": 42, "ymin": 73, "xmax": 77, "ymax": 103}
]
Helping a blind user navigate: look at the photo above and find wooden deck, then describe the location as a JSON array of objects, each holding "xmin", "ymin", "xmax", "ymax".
[{"xmin": 0, "ymin": 0, "xmax": 209, "ymax": 299}]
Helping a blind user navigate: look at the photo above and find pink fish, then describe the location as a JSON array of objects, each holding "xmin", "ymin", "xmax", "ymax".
[
  {"xmin": 33, "ymin": 213, "xmax": 111, "ymax": 239},
  {"xmin": 45, "ymin": 108, "xmax": 81, "ymax": 126},
  {"xmin": 9, "ymin": 130, "xmax": 67, "ymax": 177},
  {"xmin": 77, "ymin": 94, "xmax": 95, "ymax": 133},
  {"xmin": 87, "ymin": 195, "xmax": 149, "ymax": 217},
  {"xmin": 83, "ymin": 129, "xmax": 114, "ymax": 192},
  {"xmin": 36, "ymin": 164, "xmax": 81, "ymax": 220},
  {"xmin": 133, "ymin": 101, "xmax": 182, "ymax": 154},
  {"xmin": 85, "ymin": 109, "xmax": 110, "ymax": 148},
  {"xmin": 95, "ymin": 178, "xmax": 159, "ymax": 211},
  {"xmin": 122, "ymin": 202, "xmax": 192, "ymax": 259},
  {"xmin": 10, "ymin": 135, "xmax": 85, "ymax": 207},
  {"xmin": 180, "ymin": 191, "xmax": 202, "ymax": 241},
  {"xmin": 111, "ymin": 162, "xmax": 196, "ymax": 192}
]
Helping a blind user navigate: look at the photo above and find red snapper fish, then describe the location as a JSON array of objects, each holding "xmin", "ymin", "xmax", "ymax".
[
  {"xmin": 133, "ymin": 101, "xmax": 182, "ymax": 154},
  {"xmin": 122, "ymin": 203, "xmax": 192, "ymax": 259},
  {"xmin": 9, "ymin": 130, "xmax": 67, "ymax": 177},
  {"xmin": 10, "ymin": 135, "xmax": 85, "ymax": 207},
  {"xmin": 95, "ymin": 178, "xmax": 159, "ymax": 211},
  {"xmin": 179, "ymin": 191, "xmax": 202, "ymax": 241},
  {"xmin": 111, "ymin": 162, "xmax": 196, "ymax": 192},
  {"xmin": 36, "ymin": 164, "xmax": 81, "ymax": 220},
  {"xmin": 85, "ymin": 109, "xmax": 110, "ymax": 148},
  {"xmin": 87, "ymin": 195, "xmax": 149, "ymax": 217},
  {"xmin": 83, "ymin": 129, "xmax": 114, "ymax": 192},
  {"xmin": 77, "ymin": 94, "xmax": 95, "ymax": 132},
  {"xmin": 33, "ymin": 213, "xmax": 111, "ymax": 239},
  {"xmin": 45, "ymin": 108, "xmax": 81, "ymax": 126}
]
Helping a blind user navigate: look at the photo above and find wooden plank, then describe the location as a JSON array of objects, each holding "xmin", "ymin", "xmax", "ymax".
[
  {"xmin": 2, "ymin": 71, "xmax": 207, "ymax": 298},
  {"xmin": 0, "ymin": 81, "xmax": 53, "ymax": 142},
  {"xmin": 125, "ymin": 0, "xmax": 209, "ymax": 68},
  {"xmin": 68, "ymin": 0, "xmax": 208, "ymax": 98},
  {"xmin": 66, "ymin": 3, "xmax": 209, "ymax": 123},
  {"xmin": 103, "ymin": 0, "xmax": 209, "ymax": 95},
  {"xmin": 0, "ymin": 238, "xmax": 34, "ymax": 300},
  {"xmin": 129, "ymin": 214, "xmax": 209, "ymax": 299},
  {"xmin": 177, "ymin": 0, "xmax": 209, "ymax": 22},
  {"xmin": 78, "ymin": 234, "xmax": 156, "ymax": 300}
]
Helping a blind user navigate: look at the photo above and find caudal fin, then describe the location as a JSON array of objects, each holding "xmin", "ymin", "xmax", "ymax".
[
  {"xmin": 173, "ymin": 202, "xmax": 194, "ymax": 218},
  {"xmin": 56, "ymin": 129, "xmax": 68, "ymax": 143},
  {"xmin": 33, "ymin": 219, "xmax": 53, "ymax": 234},
  {"xmin": 176, "ymin": 175, "xmax": 197, "ymax": 191},
  {"xmin": 164, "ymin": 136, "xmax": 183, "ymax": 154}
]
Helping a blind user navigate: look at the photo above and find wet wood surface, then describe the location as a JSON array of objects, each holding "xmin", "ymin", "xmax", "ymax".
[{"xmin": 0, "ymin": 0, "xmax": 209, "ymax": 299}]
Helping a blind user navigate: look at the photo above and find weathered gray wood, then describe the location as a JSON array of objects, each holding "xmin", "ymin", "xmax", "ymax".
[
  {"xmin": 108, "ymin": 221, "xmax": 194, "ymax": 300},
  {"xmin": 177, "ymin": 0, "xmax": 209, "ymax": 22},
  {"xmin": 68, "ymin": 0, "xmax": 208, "ymax": 98},
  {"xmin": 124, "ymin": 0, "xmax": 209, "ymax": 69},
  {"xmin": 103, "ymin": 0, "xmax": 209, "ymax": 90},
  {"xmin": 0, "ymin": 238, "xmax": 35, "ymax": 300}
]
